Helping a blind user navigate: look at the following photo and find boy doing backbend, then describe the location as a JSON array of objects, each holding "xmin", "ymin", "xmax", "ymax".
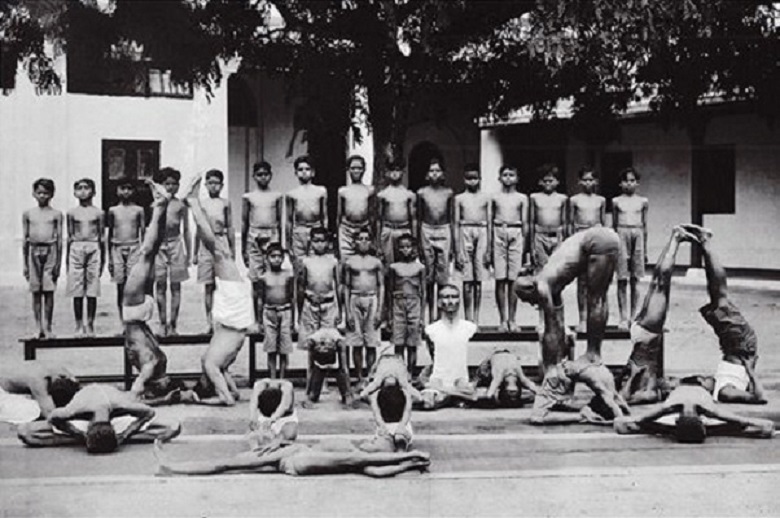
[
  {"xmin": 154, "ymin": 167, "xmax": 191, "ymax": 336},
  {"xmin": 337, "ymin": 155, "xmax": 376, "ymax": 259},
  {"xmin": 193, "ymin": 169, "xmax": 234, "ymax": 333},
  {"xmin": 491, "ymin": 165, "xmax": 529, "ymax": 332},
  {"xmin": 612, "ymin": 167, "xmax": 648, "ymax": 329},
  {"xmin": 257, "ymin": 243, "xmax": 295, "ymax": 379},
  {"xmin": 107, "ymin": 180, "xmax": 144, "ymax": 328},
  {"xmin": 455, "ymin": 164, "xmax": 491, "ymax": 326},
  {"xmin": 304, "ymin": 328, "xmax": 353, "ymax": 407},
  {"xmin": 388, "ymin": 234, "xmax": 425, "ymax": 378},
  {"xmin": 568, "ymin": 167, "xmax": 606, "ymax": 332},
  {"xmin": 66, "ymin": 178, "xmax": 104, "ymax": 337},
  {"xmin": 23, "ymin": 178, "xmax": 63, "ymax": 338},
  {"xmin": 242, "ymin": 161, "xmax": 284, "ymax": 330}
]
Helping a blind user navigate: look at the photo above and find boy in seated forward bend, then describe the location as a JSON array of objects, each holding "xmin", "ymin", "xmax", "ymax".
[
  {"xmin": 0, "ymin": 361, "xmax": 80, "ymax": 423},
  {"xmin": 23, "ymin": 178, "xmax": 63, "ymax": 339},
  {"xmin": 247, "ymin": 378, "xmax": 298, "ymax": 451},
  {"xmin": 614, "ymin": 377, "xmax": 774, "ymax": 443},
  {"xmin": 473, "ymin": 349, "xmax": 538, "ymax": 408},
  {"xmin": 257, "ymin": 243, "xmax": 295, "ymax": 379},
  {"xmin": 184, "ymin": 175, "xmax": 254, "ymax": 407},
  {"xmin": 417, "ymin": 284, "xmax": 479, "ymax": 411},
  {"xmin": 388, "ymin": 233, "xmax": 426, "ymax": 379},
  {"xmin": 304, "ymin": 328, "xmax": 353, "ymax": 408},
  {"xmin": 17, "ymin": 384, "xmax": 181, "ymax": 454}
]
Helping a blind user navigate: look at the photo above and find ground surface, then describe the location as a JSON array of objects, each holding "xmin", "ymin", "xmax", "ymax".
[{"xmin": 2, "ymin": 271, "xmax": 780, "ymax": 516}]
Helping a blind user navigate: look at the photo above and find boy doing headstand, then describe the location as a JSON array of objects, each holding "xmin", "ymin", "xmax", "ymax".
[
  {"xmin": 455, "ymin": 164, "xmax": 491, "ymax": 326},
  {"xmin": 154, "ymin": 167, "xmax": 191, "ymax": 336},
  {"xmin": 257, "ymin": 243, "xmax": 295, "ymax": 379},
  {"xmin": 23, "ymin": 178, "xmax": 63, "ymax": 338},
  {"xmin": 568, "ymin": 167, "xmax": 606, "ymax": 332},
  {"xmin": 337, "ymin": 155, "xmax": 375, "ymax": 259},
  {"xmin": 107, "ymin": 180, "xmax": 144, "ymax": 329},
  {"xmin": 242, "ymin": 161, "xmax": 284, "ymax": 329},
  {"xmin": 66, "ymin": 178, "xmax": 104, "ymax": 337},
  {"xmin": 388, "ymin": 234, "xmax": 425, "ymax": 378},
  {"xmin": 491, "ymin": 166, "xmax": 528, "ymax": 332},
  {"xmin": 344, "ymin": 227, "xmax": 384, "ymax": 385},
  {"xmin": 612, "ymin": 167, "xmax": 648, "ymax": 329},
  {"xmin": 193, "ymin": 169, "xmax": 234, "ymax": 333}
]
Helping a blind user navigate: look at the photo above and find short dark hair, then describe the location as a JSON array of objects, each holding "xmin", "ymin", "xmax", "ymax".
[
  {"xmin": 619, "ymin": 167, "xmax": 639, "ymax": 182},
  {"xmin": 73, "ymin": 178, "xmax": 95, "ymax": 191},
  {"xmin": 464, "ymin": 162, "xmax": 480, "ymax": 174},
  {"xmin": 205, "ymin": 169, "xmax": 224, "ymax": 182},
  {"xmin": 347, "ymin": 155, "xmax": 366, "ymax": 168},
  {"xmin": 438, "ymin": 283, "xmax": 460, "ymax": 296},
  {"xmin": 154, "ymin": 167, "xmax": 181, "ymax": 183},
  {"xmin": 193, "ymin": 377, "xmax": 215, "ymax": 399},
  {"xmin": 33, "ymin": 178, "xmax": 55, "ymax": 194},
  {"xmin": 116, "ymin": 180, "xmax": 135, "ymax": 190},
  {"xmin": 396, "ymin": 233, "xmax": 416, "ymax": 247},
  {"xmin": 499, "ymin": 165, "xmax": 517, "ymax": 175},
  {"xmin": 428, "ymin": 157, "xmax": 445, "ymax": 170},
  {"xmin": 537, "ymin": 163, "xmax": 560, "ymax": 181},
  {"xmin": 356, "ymin": 226, "xmax": 372, "ymax": 240},
  {"xmin": 377, "ymin": 385, "xmax": 406, "ymax": 423},
  {"xmin": 587, "ymin": 394, "xmax": 615, "ymax": 421},
  {"xmin": 578, "ymin": 166, "xmax": 598, "ymax": 179},
  {"xmin": 253, "ymin": 161, "xmax": 272, "ymax": 174},
  {"xmin": 257, "ymin": 387, "xmax": 283, "ymax": 417},
  {"xmin": 294, "ymin": 155, "xmax": 313, "ymax": 170},
  {"xmin": 386, "ymin": 157, "xmax": 406, "ymax": 170},
  {"xmin": 85, "ymin": 421, "xmax": 118, "ymax": 454},
  {"xmin": 47, "ymin": 377, "xmax": 80, "ymax": 408},
  {"xmin": 265, "ymin": 242, "xmax": 285, "ymax": 256},
  {"xmin": 675, "ymin": 415, "xmax": 706, "ymax": 444},
  {"xmin": 309, "ymin": 227, "xmax": 330, "ymax": 241}
]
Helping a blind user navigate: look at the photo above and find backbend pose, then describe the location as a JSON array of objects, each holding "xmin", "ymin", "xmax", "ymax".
[
  {"xmin": 185, "ymin": 175, "xmax": 254, "ymax": 406},
  {"xmin": 304, "ymin": 328, "xmax": 353, "ymax": 407},
  {"xmin": 473, "ymin": 349, "xmax": 538, "ymax": 407},
  {"xmin": 0, "ymin": 361, "xmax": 80, "ymax": 422},
  {"xmin": 247, "ymin": 378, "xmax": 298, "ymax": 451},
  {"xmin": 614, "ymin": 379, "xmax": 774, "ymax": 443},
  {"xmin": 17, "ymin": 384, "xmax": 180, "ymax": 453}
]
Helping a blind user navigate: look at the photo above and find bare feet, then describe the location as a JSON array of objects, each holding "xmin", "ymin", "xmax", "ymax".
[
  {"xmin": 85, "ymin": 324, "xmax": 95, "ymax": 338},
  {"xmin": 158, "ymin": 324, "xmax": 169, "ymax": 337},
  {"xmin": 672, "ymin": 225, "xmax": 699, "ymax": 243},
  {"xmin": 618, "ymin": 320, "xmax": 630, "ymax": 331},
  {"xmin": 168, "ymin": 324, "xmax": 178, "ymax": 336},
  {"xmin": 507, "ymin": 321, "xmax": 518, "ymax": 333},
  {"xmin": 575, "ymin": 322, "xmax": 587, "ymax": 334},
  {"xmin": 74, "ymin": 324, "xmax": 85, "ymax": 338},
  {"xmin": 679, "ymin": 224, "xmax": 713, "ymax": 242}
]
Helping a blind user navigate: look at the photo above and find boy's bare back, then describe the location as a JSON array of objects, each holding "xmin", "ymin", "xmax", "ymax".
[
  {"xmin": 288, "ymin": 184, "xmax": 327, "ymax": 225},
  {"xmin": 492, "ymin": 192, "xmax": 528, "ymax": 223},
  {"xmin": 456, "ymin": 192, "xmax": 490, "ymax": 223},
  {"xmin": 613, "ymin": 195, "xmax": 648, "ymax": 227},
  {"xmin": 109, "ymin": 204, "xmax": 144, "ymax": 244},
  {"xmin": 378, "ymin": 186, "xmax": 415, "ymax": 224},
  {"xmin": 418, "ymin": 186, "xmax": 453, "ymax": 225},
  {"xmin": 531, "ymin": 192, "xmax": 567, "ymax": 227},
  {"xmin": 24, "ymin": 207, "xmax": 62, "ymax": 243},
  {"xmin": 339, "ymin": 184, "xmax": 374, "ymax": 223},
  {"xmin": 302, "ymin": 255, "xmax": 338, "ymax": 295},
  {"xmin": 68, "ymin": 206, "xmax": 103, "ymax": 241},
  {"xmin": 244, "ymin": 190, "xmax": 283, "ymax": 228},
  {"xmin": 569, "ymin": 193, "xmax": 606, "ymax": 228}
]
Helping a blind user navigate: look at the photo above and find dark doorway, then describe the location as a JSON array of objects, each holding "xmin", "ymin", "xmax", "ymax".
[
  {"xmin": 408, "ymin": 142, "xmax": 443, "ymax": 192},
  {"xmin": 101, "ymin": 140, "xmax": 160, "ymax": 220},
  {"xmin": 601, "ymin": 151, "xmax": 633, "ymax": 211}
]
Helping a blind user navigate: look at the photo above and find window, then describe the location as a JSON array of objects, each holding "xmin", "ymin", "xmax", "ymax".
[
  {"xmin": 600, "ymin": 151, "xmax": 633, "ymax": 211},
  {"xmin": 693, "ymin": 145, "xmax": 735, "ymax": 215},
  {"xmin": 101, "ymin": 140, "xmax": 160, "ymax": 212}
]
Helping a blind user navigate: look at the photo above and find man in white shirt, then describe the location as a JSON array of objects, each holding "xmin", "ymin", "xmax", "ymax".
[{"xmin": 418, "ymin": 284, "xmax": 478, "ymax": 410}]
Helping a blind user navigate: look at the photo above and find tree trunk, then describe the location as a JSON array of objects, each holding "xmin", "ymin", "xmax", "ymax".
[{"xmin": 367, "ymin": 86, "xmax": 408, "ymax": 186}]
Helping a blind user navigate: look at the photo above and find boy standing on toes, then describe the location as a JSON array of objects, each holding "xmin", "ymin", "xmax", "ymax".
[
  {"xmin": 193, "ymin": 169, "xmax": 234, "ymax": 333},
  {"xmin": 154, "ymin": 167, "xmax": 191, "ymax": 336},
  {"xmin": 257, "ymin": 243, "xmax": 295, "ymax": 379},
  {"xmin": 242, "ymin": 161, "xmax": 284, "ymax": 330},
  {"xmin": 454, "ymin": 164, "xmax": 491, "ymax": 326},
  {"xmin": 66, "ymin": 179, "xmax": 104, "ymax": 337},
  {"xmin": 107, "ymin": 181, "xmax": 145, "ymax": 329},
  {"xmin": 568, "ymin": 167, "xmax": 606, "ymax": 332},
  {"xmin": 491, "ymin": 166, "xmax": 528, "ymax": 332},
  {"xmin": 337, "ymin": 155, "xmax": 375, "ymax": 259},
  {"xmin": 388, "ymin": 234, "xmax": 426, "ymax": 379},
  {"xmin": 23, "ymin": 178, "xmax": 63, "ymax": 338},
  {"xmin": 612, "ymin": 167, "xmax": 648, "ymax": 329}
]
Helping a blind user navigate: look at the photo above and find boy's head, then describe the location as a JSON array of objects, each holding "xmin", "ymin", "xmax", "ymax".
[
  {"xmin": 309, "ymin": 227, "xmax": 330, "ymax": 255},
  {"xmin": 85, "ymin": 421, "xmax": 118, "ymax": 454},
  {"xmin": 437, "ymin": 284, "xmax": 461, "ymax": 315},
  {"xmin": 537, "ymin": 164, "xmax": 560, "ymax": 193},
  {"xmin": 377, "ymin": 384, "xmax": 406, "ymax": 424},
  {"xmin": 513, "ymin": 275, "xmax": 539, "ymax": 306},
  {"xmin": 354, "ymin": 227, "xmax": 373, "ymax": 255},
  {"xmin": 578, "ymin": 166, "xmax": 598, "ymax": 193},
  {"xmin": 426, "ymin": 158, "xmax": 445, "ymax": 185},
  {"xmin": 396, "ymin": 233, "xmax": 416, "ymax": 261},
  {"xmin": 619, "ymin": 167, "xmax": 639, "ymax": 194},
  {"xmin": 47, "ymin": 376, "xmax": 81, "ymax": 408},
  {"xmin": 265, "ymin": 242, "xmax": 285, "ymax": 270},
  {"xmin": 385, "ymin": 158, "xmax": 406, "ymax": 184},
  {"xmin": 675, "ymin": 414, "xmax": 707, "ymax": 444},
  {"xmin": 498, "ymin": 373, "xmax": 521, "ymax": 403},
  {"xmin": 73, "ymin": 178, "xmax": 96, "ymax": 201},
  {"xmin": 116, "ymin": 181, "xmax": 135, "ymax": 201},
  {"xmin": 32, "ymin": 178, "xmax": 55, "ymax": 206},
  {"xmin": 204, "ymin": 169, "xmax": 224, "ymax": 197},
  {"xmin": 155, "ymin": 167, "xmax": 181, "ymax": 195},
  {"xmin": 294, "ymin": 155, "xmax": 315, "ymax": 184},
  {"xmin": 252, "ymin": 161, "xmax": 272, "ymax": 188},
  {"xmin": 463, "ymin": 163, "xmax": 481, "ymax": 192},
  {"xmin": 498, "ymin": 166, "xmax": 518, "ymax": 188},
  {"xmin": 347, "ymin": 155, "xmax": 366, "ymax": 184},
  {"xmin": 257, "ymin": 386, "xmax": 283, "ymax": 418}
]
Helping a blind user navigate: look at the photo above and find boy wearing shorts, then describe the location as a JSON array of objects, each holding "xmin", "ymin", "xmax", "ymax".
[
  {"xmin": 337, "ymin": 155, "xmax": 375, "ymax": 259},
  {"xmin": 257, "ymin": 243, "xmax": 295, "ymax": 379},
  {"xmin": 387, "ymin": 234, "xmax": 425, "ymax": 378}
]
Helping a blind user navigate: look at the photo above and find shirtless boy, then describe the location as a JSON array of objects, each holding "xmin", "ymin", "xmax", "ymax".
[
  {"xmin": 107, "ymin": 181, "xmax": 144, "ymax": 328},
  {"xmin": 0, "ymin": 361, "xmax": 80, "ymax": 421},
  {"xmin": 193, "ymin": 169, "xmax": 234, "ymax": 333},
  {"xmin": 612, "ymin": 167, "xmax": 648, "ymax": 329},
  {"xmin": 377, "ymin": 159, "xmax": 416, "ymax": 264},
  {"xmin": 388, "ymin": 234, "xmax": 426, "ymax": 377},
  {"xmin": 18, "ymin": 384, "xmax": 180, "ymax": 453},
  {"xmin": 66, "ymin": 178, "xmax": 104, "ymax": 337},
  {"xmin": 417, "ymin": 158, "xmax": 455, "ymax": 321},
  {"xmin": 491, "ymin": 166, "xmax": 528, "ymax": 332},
  {"xmin": 247, "ymin": 378, "xmax": 298, "ymax": 451},
  {"xmin": 344, "ymin": 228, "xmax": 384, "ymax": 385},
  {"xmin": 360, "ymin": 374, "xmax": 415, "ymax": 453},
  {"xmin": 304, "ymin": 328, "xmax": 353, "ymax": 407},
  {"xmin": 23, "ymin": 178, "xmax": 63, "ymax": 338},
  {"xmin": 242, "ymin": 161, "xmax": 284, "ymax": 328},
  {"xmin": 529, "ymin": 164, "xmax": 568, "ymax": 330},
  {"xmin": 154, "ymin": 167, "xmax": 191, "ymax": 336},
  {"xmin": 568, "ymin": 167, "xmax": 606, "ymax": 332},
  {"xmin": 473, "ymin": 349, "xmax": 538, "ymax": 408},
  {"xmin": 337, "ymin": 155, "xmax": 375, "ymax": 259},
  {"xmin": 257, "ymin": 243, "xmax": 295, "ymax": 379},
  {"xmin": 454, "ymin": 164, "xmax": 491, "ymax": 326}
]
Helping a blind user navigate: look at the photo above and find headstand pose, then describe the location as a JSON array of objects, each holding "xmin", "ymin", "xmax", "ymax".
[
  {"xmin": 246, "ymin": 378, "xmax": 298, "ymax": 451},
  {"xmin": 17, "ymin": 384, "xmax": 180, "ymax": 453},
  {"xmin": 614, "ymin": 379, "xmax": 774, "ymax": 443},
  {"xmin": 0, "ymin": 361, "xmax": 80, "ymax": 422},
  {"xmin": 473, "ymin": 349, "xmax": 538, "ymax": 408},
  {"xmin": 185, "ymin": 175, "xmax": 254, "ymax": 406}
]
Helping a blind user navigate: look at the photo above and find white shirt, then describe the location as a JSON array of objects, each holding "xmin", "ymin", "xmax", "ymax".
[{"xmin": 425, "ymin": 318, "xmax": 477, "ymax": 387}]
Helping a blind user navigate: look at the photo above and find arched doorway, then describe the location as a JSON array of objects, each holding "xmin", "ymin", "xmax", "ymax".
[{"xmin": 407, "ymin": 141, "xmax": 443, "ymax": 192}]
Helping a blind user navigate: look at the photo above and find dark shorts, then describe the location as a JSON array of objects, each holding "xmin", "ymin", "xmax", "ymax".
[{"xmin": 700, "ymin": 301, "xmax": 757, "ymax": 358}]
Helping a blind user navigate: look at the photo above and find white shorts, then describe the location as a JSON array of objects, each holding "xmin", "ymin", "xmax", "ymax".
[
  {"xmin": 256, "ymin": 410, "xmax": 298, "ymax": 438},
  {"xmin": 0, "ymin": 387, "xmax": 40, "ymax": 424},
  {"xmin": 212, "ymin": 278, "xmax": 254, "ymax": 330},
  {"xmin": 713, "ymin": 360, "xmax": 749, "ymax": 400}
]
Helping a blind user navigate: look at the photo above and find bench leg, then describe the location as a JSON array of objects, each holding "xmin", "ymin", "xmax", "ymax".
[
  {"xmin": 248, "ymin": 335, "xmax": 257, "ymax": 385},
  {"xmin": 24, "ymin": 343, "xmax": 36, "ymax": 361},
  {"xmin": 124, "ymin": 348, "xmax": 133, "ymax": 391}
]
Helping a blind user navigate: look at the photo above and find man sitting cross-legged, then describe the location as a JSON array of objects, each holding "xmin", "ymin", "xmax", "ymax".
[
  {"xmin": 614, "ymin": 377, "xmax": 774, "ymax": 443},
  {"xmin": 0, "ymin": 361, "xmax": 80, "ymax": 423},
  {"xmin": 17, "ymin": 384, "xmax": 180, "ymax": 453},
  {"xmin": 472, "ymin": 349, "xmax": 538, "ymax": 408}
]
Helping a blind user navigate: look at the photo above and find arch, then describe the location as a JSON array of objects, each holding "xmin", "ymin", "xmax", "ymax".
[{"xmin": 407, "ymin": 141, "xmax": 443, "ymax": 192}]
